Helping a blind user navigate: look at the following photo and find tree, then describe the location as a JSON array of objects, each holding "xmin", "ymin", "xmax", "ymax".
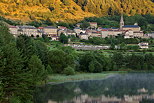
[
  {"xmin": 79, "ymin": 52, "xmax": 95, "ymax": 72},
  {"xmin": 92, "ymin": 60, "xmax": 103, "ymax": 73},
  {"xmin": 80, "ymin": 21, "xmax": 90, "ymax": 29},
  {"xmin": 46, "ymin": 65, "xmax": 53, "ymax": 74},
  {"xmin": 0, "ymin": 23, "xmax": 14, "ymax": 46},
  {"xmin": 42, "ymin": 34, "xmax": 51, "ymax": 42},
  {"xmin": 16, "ymin": 35, "xmax": 36, "ymax": 60},
  {"xmin": 0, "ymin": 23, "xmax": 35, "ymax": 102},
  {"xmin": 89, "ymin": 61, "xmax": 95, "ymax": 72},
  {"xmin": 34, "ymin": 40, "xmax": 48, "ymax": 65},
  {"xmin": 119, "ymin": 42, "xmax": 127, "ymax": 50},
  {"xmin": 112, "ymin": 52, "xmax": 125, "ymax": 69},
  {"xmin": 28, "ymin": 55, "xmax": 47, "ymax": 84},
  {"xmin": 79, "ymin": 52, "xmax": 108, "ymax": 72},
  {"xmin": 0, "ymin": 44, "xmax": 33, "ymax": 102},
  {"xmin": 59, "ymin": 33, "xmax": 68, "ymax": 44},
  {"xmin": 110, "ymin": 43, "xmax": 115, "ymax": 50},
  {"xmin": 63, "ymin": 66, "xmax": 75, "ymax": 75},
  {"xmin": 126, "ymin": 54, "xmax": 144, "ymax": 70},
  {"xmin": 47, "ymin": 50, "xmax": 74, "ymax": 73},
  {"xmin": 142, "ymin": 63, "xmax": 148, "ymax": 70}
]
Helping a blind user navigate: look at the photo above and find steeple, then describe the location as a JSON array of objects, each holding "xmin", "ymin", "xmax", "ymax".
[{"xmin": 120, "ymin": 14, "xmax": 124, "ymax": 30}]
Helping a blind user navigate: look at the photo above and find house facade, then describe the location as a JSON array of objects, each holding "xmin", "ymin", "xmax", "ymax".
[
  {"xmin": 9, "ymin": 26, "xmax": 19, "ymax": 37},
  {"xmin": 89, "ymin": 22, "xmax": 97, "ymax": 29},
  {"xmin": 18, "ymin": 26, "xmax": 42, "ymax": 37},
  {"xmin": 43, "ymin": 26, "xmax": 58, "ymax": 40}
]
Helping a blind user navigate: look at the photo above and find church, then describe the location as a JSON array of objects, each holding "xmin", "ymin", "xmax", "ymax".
[{"xmin": 120, "ymin": 15, "xmax": 144, "ymax": 38}]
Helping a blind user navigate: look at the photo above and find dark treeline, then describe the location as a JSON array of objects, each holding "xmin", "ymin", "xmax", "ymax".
[
  {"xmin": 1, "ymin": 23, "xmax": 154, "ymax": 103},
  {"xmin": 79, "ymin": 52, "xmax": 154, "ymax": 72}
]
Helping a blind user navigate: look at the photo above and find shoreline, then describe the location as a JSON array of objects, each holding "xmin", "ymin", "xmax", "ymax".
[
  {"xmin": 47, "ymin": 74, "xmax": 118, "ymax": 85},
  {"xmin": 47, "ymin": 71, "xmax": 127, "ymax": 84},
  {"xmin": 46, "ymin": 71, "xmax": 154, "ymax": 84}
]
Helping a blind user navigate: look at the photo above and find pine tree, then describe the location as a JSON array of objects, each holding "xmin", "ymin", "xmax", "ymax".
[
  {"xmin": 28, "ymin": 55, "xmax": 47, "ymax": 84},
  {"xmin": 0, "ymin": 44, "xmax": 33, "ymax": 102},
  {"xmin": 16, "ymin": 35, "xmax": 36, "ymax": 60}
]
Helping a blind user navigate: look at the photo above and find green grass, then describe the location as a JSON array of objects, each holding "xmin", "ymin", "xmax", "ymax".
[{"xmin": 47, "ymin": 71, "xmax": 127, "ymax": 83}]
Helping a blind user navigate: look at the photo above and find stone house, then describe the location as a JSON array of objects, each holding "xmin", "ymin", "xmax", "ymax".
[
  {"xmin": 74, "ymin": 27, "xmax": 82, "ymax": 35},
  {"xmin": 43, "ymin": 26, "xmax": 58, "ymax": 40},
  {"xmin": 18, "ymin": 26, "xmax": 42, "ymax": 37},
  {"xmin": 79, "ymin": 33, "xmax": 89, "ymax": 40},
  {"xmin": 8, "ymin": 26, "xmax": 19, "ymax": 37},
  {"xmin": 101, "ymin": 29, "xmax": 122, "ymax": 38},
  {"xmin": 89, "ymin": 22, "xmax": 97, "ymax": 28}
]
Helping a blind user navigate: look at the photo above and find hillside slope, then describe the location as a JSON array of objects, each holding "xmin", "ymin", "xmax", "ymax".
[{"xmin": 0, "ymin": 0, "xmax": 153, "ymax": 22}]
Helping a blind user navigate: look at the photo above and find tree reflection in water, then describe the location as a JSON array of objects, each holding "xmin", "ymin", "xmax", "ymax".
[{"xmin": 34, "ymin": 73, "xmax": 154, "ymax": 103}]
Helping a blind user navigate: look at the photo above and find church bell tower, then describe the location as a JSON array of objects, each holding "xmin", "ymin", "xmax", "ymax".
[{"xmin": 120, "ymin": 14, "xmax": 124, "ymax": 30}]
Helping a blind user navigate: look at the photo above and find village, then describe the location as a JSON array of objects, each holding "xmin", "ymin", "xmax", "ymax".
[{"xmin": 8, "ymin": 15, "xmax": 153, "ymax": 49}]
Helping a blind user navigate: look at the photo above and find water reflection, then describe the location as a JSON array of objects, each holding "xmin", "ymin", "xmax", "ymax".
[{"xmin": 34, "ymin": 73, "xmax": 154, "ymax": 103}]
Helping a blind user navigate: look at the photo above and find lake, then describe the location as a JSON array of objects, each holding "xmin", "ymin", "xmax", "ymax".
[{"xmin": 34, "ymin": 73, "xmax": 154, "ymax": 103}]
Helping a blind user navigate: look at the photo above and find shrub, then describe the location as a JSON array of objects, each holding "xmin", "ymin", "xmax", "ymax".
[
  {"xmin": 10, "ymin": 96, "xmax": 21, "ymax": 103},
  {"xmin": 63, "ymin": 66, "xmax": 75, "ymax": 75},
  {"xmin": 46, "ymin": 65, "xmax": 53, "ymax": 74}
]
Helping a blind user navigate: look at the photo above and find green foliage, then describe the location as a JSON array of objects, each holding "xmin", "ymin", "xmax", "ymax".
[
  {"xmin": 47, "ymin": 49, "xmax": 74, "ymax": 73},
  {"xmin": 0, "ymin": 22, "xmax": 14, "ymax": 46},
  {"xmin": 127, "ymin": 45, "xmax": 139, "ymax": 50},
  {"xmin": 63, "ymin": 66, "xmax": 75, "ymax": 75},
  {"xmin": 0, "ymin": 23, "xmax": 48, "ymax": 103},
  {"xmin": 80, "ymin": 21, "xmax": 90, "ymax": 29},
  {"xmin": 89, "ymin": 37, "xmax": 106, "ymax": 45},
  {"xmin": 89, "ymin": 61, "xmax": 95, "ymax": 72},
  {"xmin": 16, "ymin": 35, "xmax": 36, "ymax": 59},
  {"xmin": 10, "ymin": 96, "xmax": 22, "ymax": 103},
  {"xmin": 46, "ymin": 65, "xmax": 53, "ymax": 74},
  {"xmin": 0, "ymin": 44, "xmax": 33, "ymax": 102},
  {"xmin": 119, "ymin": 42, "xmax": 127, "ymax": 50},
  {"xmin": 28, "ymin": 55, "xmax": 47, "ymax": 84},
  {"xmin": 59, "ymin": 33, "xmax": 68, "ymax": 44},
  {"xmin": 42, "ymin": 34, "xmax": 51, "ymax": 42},
  {"xmin": 79, "ymin": 52, "xmax": 110, "ymax": 73},
  {"xmin": 112, "ymin": 52, "xmax": 125, "ymax": 69},
  {"xmin": 34, "ymin": 40, "xmax": 48, "ymax": 65}
]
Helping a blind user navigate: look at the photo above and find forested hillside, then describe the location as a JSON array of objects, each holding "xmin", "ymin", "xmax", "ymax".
[{"xmin": 0, "ymin": 0, "xmax": 153, "ymax": 22}]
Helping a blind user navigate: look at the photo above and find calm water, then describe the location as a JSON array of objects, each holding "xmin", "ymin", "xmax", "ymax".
[{"xmin": 34, "ymin": 73, "xmax": 154, "ymax": 103}]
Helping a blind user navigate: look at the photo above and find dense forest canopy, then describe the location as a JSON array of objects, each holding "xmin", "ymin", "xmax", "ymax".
[{"xmin": 0, "ymin": 0, "xmax": 153, "ymax": 22}]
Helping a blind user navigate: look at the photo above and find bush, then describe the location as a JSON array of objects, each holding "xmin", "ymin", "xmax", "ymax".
[
  {"xmin": 10, "ymin": 96, "xmax": 33, "ymax": 103},
  {"xmin": 46, "ymin": 65, "xmax": 53, "ymax": 74},
  {"xmin": 63, "ymin": 66, "xmax": 75, "ymax": 75},
  {"xmin": 10, "ymin": 96, "xmax": 21, "ymax": 103}
]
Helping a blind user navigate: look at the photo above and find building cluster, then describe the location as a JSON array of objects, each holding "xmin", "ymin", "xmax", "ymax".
[
  {"xmin": 9, "ymin": 15, "xmax": 152, "ymax": 41},
  {"xmin": 78, "ymin": 15, "xmax": 146, "ymax": 40}
]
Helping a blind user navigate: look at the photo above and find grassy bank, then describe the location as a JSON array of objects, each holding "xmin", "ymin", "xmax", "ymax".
[{"xmin": 47, "ymin": 71, "xmax": 127, "ymax": 83}]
